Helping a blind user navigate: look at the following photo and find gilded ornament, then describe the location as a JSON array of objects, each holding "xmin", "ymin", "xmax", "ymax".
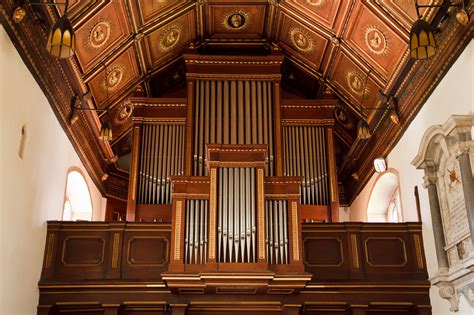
[
  {"xmin": 87, "ymin": 19, "xmax": 112, "ymax": 50},
  {"xmin": 364, "ymin": 25, "xmax": 389, "ymax": 56},
  {"xmin": 158, "ymin": 24, "xmax": 182, "ymax": 53},
  {"xmin": 222, "ymin": 10, "xmax": 250, "ymax": 31},
  {"xmin": 346, "ymin": 70, "xmax": 369, "ymax": 97},
  {"xmin": 305, "ymin": 0, "xmax": 326, "ymax": 8},
  {"xmin": 289, "ymin": 27, "xmax": 313, "ymax": 53},
  {"xmin": 114, "ymin": 103, "xmax": 134, "ymax": 124},
  {"xmin": 334, "ymin": 107, "xmax": 354, "ymax": 130},
  {"xmin": 102, "ymin": 65, "xmax": 125, "ymax": 91}
]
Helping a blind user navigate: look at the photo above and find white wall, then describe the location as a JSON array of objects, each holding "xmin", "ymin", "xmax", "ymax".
[
  {"xmin": 0, "ymin": 26, "xmax": 106, "ymax": 315},
  {"xmin": 350, "ymin": 41, "xmax": 473, "ymax": 314}
]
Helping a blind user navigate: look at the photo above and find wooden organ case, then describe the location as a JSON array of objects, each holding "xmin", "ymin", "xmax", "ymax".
[{"xmin": 38, "ymin": 53, "xmax": 432, "ymax": 315}]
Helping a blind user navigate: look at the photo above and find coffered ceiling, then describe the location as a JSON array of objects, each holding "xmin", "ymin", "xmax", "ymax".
[{"xmin": 1, "ymin": 0, "xmax": 471, "ymax": 204}]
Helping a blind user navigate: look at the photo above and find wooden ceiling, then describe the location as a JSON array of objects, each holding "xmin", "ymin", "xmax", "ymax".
[{"xmin": 0, "ymin": 0, "xmax": 471, "ymax": 204}]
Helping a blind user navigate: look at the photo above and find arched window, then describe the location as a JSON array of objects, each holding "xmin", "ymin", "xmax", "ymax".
[
  {"xmin": 62, "ymin": 169, "xmax": 93, "ymax": 221},
  {"xmin": 367, "ymin": 171, "xmax": 403, "ymax": 223}
]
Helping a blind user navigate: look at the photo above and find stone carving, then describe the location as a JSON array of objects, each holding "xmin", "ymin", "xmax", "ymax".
[
  {"xmin": 158, "ymin": 24, "xmax": 182, "ymax": 53},
  {"xmin": 412, "ymin": 115, "xmax": 474, "ymax": 312},
  {"xmin": 87, "ymin": 19, "xmax": 112, "ymax": 50},
  {"xmin": 222, "ymin": 11, "xmax": 250, "ymax": 31},
  {"xmin": 364, "ymin": 26, "xmax": 389, "ymax": 56},
  {"xmin": 438, "ymin": 284, "xmax": 459, "ymax": 312},
  {"xmin": 289, "ymin": 27, "xmax": 313, "ymax": 53}
]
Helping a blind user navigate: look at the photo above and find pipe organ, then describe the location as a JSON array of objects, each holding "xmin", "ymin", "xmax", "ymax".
[
  {"xmin": 39, "ymin": 52, "xmax": 431, "ymax": 314},
  {"xmin": 126, "ymin": 53, "xmax": 339, "ymax": 277}
]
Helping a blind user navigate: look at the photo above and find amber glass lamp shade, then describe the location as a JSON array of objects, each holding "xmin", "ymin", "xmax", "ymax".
[
  {"xmin": 410, "ymin": 18, "xmax": 437, "ymax": 60},
  {"xmin": 357, "ymin": 118, "xmax": 371, "ymax": 140},
  {"xmin": 99, "ymin": 121, "xmax": 113, "ymax": 142},
  {"xmin": 46, "ymin": 15, "xmax": 75, "ymax": 58}
]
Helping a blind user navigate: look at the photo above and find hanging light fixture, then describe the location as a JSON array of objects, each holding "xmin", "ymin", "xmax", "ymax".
[
  {"xmin": 46, "ymin": 13, "xmax": 75, "ymax": 58},
  {"xmin": 99, "ymin": 120, "xmax": 113, "ymax": 142},
  {"xmin": 357, "ymin": 118, "xmax": 371, "ymax": 140},
  {"xmin": 410, "ymin": 17, "xmax": 437, "ymax": 60},
  {"xmin": 69, "ymin": 95, "xmax": 113, "ymax": 142},
  {"xmin": 410, "ymin": 0, "xmax": 469, "ymax": 60},
  {"xmin": 12, "ymin": 1, "xmax": 75, "ymax": 58}
]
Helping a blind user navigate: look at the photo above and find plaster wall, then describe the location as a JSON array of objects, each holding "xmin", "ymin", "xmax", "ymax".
[
  {"xmin": 350, "ymin": 42, "xmax": 474, "ymax": 314},
  {"xmin": 0, "ymin": 26, "xmax": 106, "ymax": 315}
]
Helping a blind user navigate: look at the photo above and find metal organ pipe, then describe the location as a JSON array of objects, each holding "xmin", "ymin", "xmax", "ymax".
[
  {"xmin": 192, "ymin": 80, "xmax": 275, "ymax": 177},
  {"xmin": 265, "ymin": 200, "xmax": 289, "ymax": 264},
  {"xmin": 217, "ymin": 167, "xmax": 256, "ymax": 263},
  {"xmin": 184, "ymin": 199, "xmax": 209, "ymax": 264},
  {"xmin": 283, "ymin": 126, "xmax": 330, "ymax": 206},
  {"xmin": 137, "ymin": 124, "xmax": 185, "ymax": 205}
]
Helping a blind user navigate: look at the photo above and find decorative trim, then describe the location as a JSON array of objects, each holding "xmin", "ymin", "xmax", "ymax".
[
  {"xmin": 174, "ymin": 201, "xmax": 182, "ymax": 261},
  {"xmin": 45, "ymin": 233, "xmax": 55, "ymax": 269},
  {"xmin": 258, "ymin": 169, "xmax": 266, "ymax": 260},
  {"xmin": 209, "ymin": 168, "xmax": 217, "ymax": 260},
  {"xmin": 111, "ymin": 233, "xmax": 120, "ymax": 269},
  {"xmin": 413, "ymin": 234, "xmax": 424, "ymax": 269},
  {"xmin": 351, "ymin": 234, "xmax": 359, "ymax": 269},
  {"xmin": 292, "ymin": 201, "xmax": 299, "ymax": 261}
]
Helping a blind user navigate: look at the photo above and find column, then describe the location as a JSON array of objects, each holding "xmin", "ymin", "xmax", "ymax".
[
  {"xmin": 456, "ymin": 147, "xmax": 474, "ymax": 244},
  {"xmin": 126, "ymin": 125, "xmax": 141, "ymax": 221},
  {"xmin": 423, "ymin": 169, "xmax": 449, "ymax": 269}
]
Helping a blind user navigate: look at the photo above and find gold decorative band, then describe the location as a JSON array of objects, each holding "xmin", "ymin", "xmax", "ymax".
[
  {"xmin": 258, "ymin": 169, "xmax": 265, "ymax": 260},
  {"xmin": 351, "ymin": 234, "xmax": 359, "ymax": 269},
  {"xmin": 209, "ymin": 168, "xmax": 217, "ymax": 260},
  {"xmin": 45, "ymin": 233, "xmax": 55, "ymax": 269},
  {"xmin": 111, "ymin": 233, "xmax": 120, "ymax": 269},
  {"xmin": 414, "ymin": 234, "xmax": 424, "ymax": 269},
  {"xmin": 292, "ymin": 201, "xmax": 299, "ymax": 261},
  {"xmin": 174, "ymin": 201, "xmax": 182, "ymax": 260}
]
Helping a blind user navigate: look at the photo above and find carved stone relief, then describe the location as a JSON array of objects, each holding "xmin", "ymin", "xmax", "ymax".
[{"xmin": 412, "ymin": 115, "xmax": 474, "ymax": 311}]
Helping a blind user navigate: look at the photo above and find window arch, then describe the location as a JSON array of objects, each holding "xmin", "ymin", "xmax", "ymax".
[
  {"xmin": 367, "ymin": 170, "xmax": 403, "ymax": 223},
  {"xmin": 62, "ymin": 168, "xmax": 93, "ymax": 221}
]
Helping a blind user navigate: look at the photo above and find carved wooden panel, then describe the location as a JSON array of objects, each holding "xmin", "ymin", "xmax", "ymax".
[
  {"xmin": 344, "ymin": 2, "xmax": 408, "ymax": 81},
  {"xmin": 88, "ymin": 46, "xmax": 140, "ymax": 108},
  {"xmin": 206, "ymin": 3, "xmax": 267, "ymax": 39},
  {"xmin": 276, "ymin": 12, "xmax": 329, "ymax": 72},
  {"xmin": 281, "ymin": 0, "xmax": 353, "ymax": 34},
  {"xmin": 134, "ymin": 0, "xmax": 186, "ymax": 27},
  {"xmin": 121, "ymin": 229, "xmax": 171, "ymax": 280},
  {"xmin": 375, "ymin": 0, "xmax": 434, "ymax": 31},
  {"xmin": 304, "ymin": 237, "xmax": 343, "ymax": 267},
  {"xmin": 61, "ymin": 236, "xmax": 105, "ymax": 266},
  {"xmin": 364, "ymin": 237, "xmax": 407, "ymax": 267},
  {"xmin": 143, "ymin": 10, "xmax": 196, "ymax": 69},
  {"xmin": 53, "ymin": 229, "xmax": 110, "ymax": 280},
  {"xmin": 74, "ymin": 1, "xmax": 131, "ymax": 73},
  {"xmin": 302, "ymin": 232, "xmax": 350, "ymax": 280},
  {"xmin": 127, "ymin": 236, "xmax": 169, "ymax": 266},
  {"xmin": 328, "ymin": 50, "xmax": 383, "ymax": 116}
]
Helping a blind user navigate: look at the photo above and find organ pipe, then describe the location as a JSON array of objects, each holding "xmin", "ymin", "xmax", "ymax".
[
  {"xmin": 283, "ymin": 126, "xmax": 330, "ymax": 205},
  {"xmin": 193, "ymin": 80, "xmax": 275, "ymax": 177},
  {"xmin": 184, "ymin": 199, "xmax": 208, "ymax": 264},
  {"xmin": 137, "ymin": 124, "xmax": 185, "ymax": 205},
  {"xmin": 217, "ymin": 167, "xmax": 256, "ymax": 263},
  {"xmin": 265, "ymin": 200, "xmax": 289, "ymax": 264}
]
